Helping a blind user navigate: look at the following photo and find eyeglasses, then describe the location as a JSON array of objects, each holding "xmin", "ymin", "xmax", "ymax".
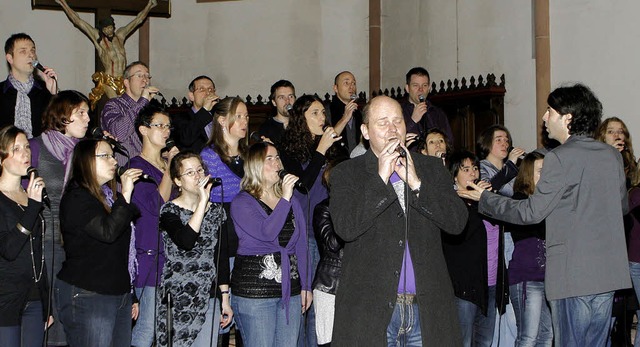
[
  {"xmin": 194, "ymin": 87, "xmax": 216, "ymax": 94},
  {"xmin": 180, "ymin": 168, "xmax": 205, "ymax": 178},
  {"xmin": 95, "ymin": 153, "xmax": 116, "ymax": 160},
  {"xmin": 131, "ymin": 73, "xmax": 152, "ymax": 80},
  {"xmin": 148, "ymin": 123, "xmax": 173, "ymax": 131}
]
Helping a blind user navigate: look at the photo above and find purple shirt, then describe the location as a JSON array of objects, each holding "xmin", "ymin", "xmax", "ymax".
[
  {"xmin": 200, "ymin": 147, "xmax": 242, "ymax": 203},
  {"xmin": 101, "ymin": 93, "xmax": 148, "ymax": 166},
  {"xmin": 129, "ymin": 156, "xmax": 166, "ymax": 287},
  {"xmin": 483, "ymin": 220, "xmax": 500, "ymax": 286},
  {"xmin": 390, "ymin": 173, "xmax": 417, "ymax": 294}
]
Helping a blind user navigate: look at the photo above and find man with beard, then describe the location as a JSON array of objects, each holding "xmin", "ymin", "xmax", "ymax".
[
  {"xmin": 258, "ymin": 80, "xmax": 296, "ymax": 145},
  {"xmin": 55, "ymin": 0, "xmax": 157, "ymax": 106}
]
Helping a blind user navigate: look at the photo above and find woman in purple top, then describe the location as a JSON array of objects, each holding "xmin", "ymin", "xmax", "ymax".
[
  {"xmin": 507, "ymin": 152, "xmax": 552, "ymax": 347},
  {"xmin": 230, "ymin": 142, "xmax": 312, "ymax": 347},
  {"xmin": 129, "ymin": 105, "xmax": 179, "ymax": 347}
]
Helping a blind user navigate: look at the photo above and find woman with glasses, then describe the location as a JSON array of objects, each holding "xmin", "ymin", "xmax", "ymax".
[
  {"xmin": 230, "ymin": 142, "xmax": 312, "ymax": 346},
  {"xmin": 444, "ymin": 150, "xmax": 507, "ymax": 347},
  {"xmin": 56, "ymin": 139, "xmax": 143, "ymax": 347},
  {"xmin": 129, "ymin": 105, "xmax": 179, "ymax": 347},
  {"xmin": 156, "ymin": 152, "xmax": 232, "ymax": 347},
  {"xmin": 0, "ymin": 126, "xmax": 50, "ymax": 347},
  {"xmin": 200, "ymin": 96, "xmax": 248, "ymax": 345}
]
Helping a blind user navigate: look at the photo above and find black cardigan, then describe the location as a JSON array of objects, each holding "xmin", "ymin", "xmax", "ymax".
[{"xmin": 0, "ymin": 78, "xmax": 52, "ymax": 138}]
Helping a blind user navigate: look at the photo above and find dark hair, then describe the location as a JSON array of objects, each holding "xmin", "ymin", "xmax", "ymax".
[
  {"xmin": 476, "ymin": 124, "xmax": 512, "ymax": 160},
  {"xmin": 42, "ymin": 90, "xmax": 90, "ymax": 133},
  {"xmin": 123, "ymin": 61, "xmax": 149, "ymax": 79},
  {"xmin": 188, "ymin": 75, "xmax": 215, "ymax": 93},
  {"xmin": 547, "ymin": 83, "xmax": 602, "ymax": 137},
  {"xmin": 416, "ymin": 128, "xmax": 451, "ymax": 155},
  {"xmin": 513, "ymin": 152, "xmax": 545, "ymax": 196},
  {"xmin": 241, "ymin": 142, "xmax": 282, "ymax": 199},
  {"xmin": 169, "ymin": 151, "xmax": 204, "ymax": 183},
  {"xmin": 448, "ymin": 150, "xmax": 480, "ymax": 180},
  {"xmin": 269, "ymin": 80, "xmax": 295, "ymax": 101},
  {"xmin": 333, "ymin": 71, "xmax": 353, "ymax": 85},
  {"xmin": 4, "ymin": 33, "xmax": 34, "ymax": 55},
  {"xmin": 67, "ymin": 139, "xmax": 115, "ymax": 212},
  {"xmin": 405, "ymin": 67, "xmax": 430, "ymax": 85},
  {"xmin": 135, "ymin": 104, "xmax": 170, "ymax": 139},
  {"xmin": 204, "ymin": 97, "xmax": 248, "ymax": 164},
  {"xmin": 281, "ymin": 94, "xmax": 324, "ymax": 162},
  {"xmin": 98, "ymin": 16, "xmax": 115, "ymax": 30},
  {"xmin": 596, "ymin": 117, "xmax": 639, "ymax": 186},
  {"xmin": 0, "ymin": 126, "xmax": 27, "ymax": 176}
]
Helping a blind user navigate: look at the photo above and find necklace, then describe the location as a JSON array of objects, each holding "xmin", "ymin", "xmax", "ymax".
[
  {"xmin": 141, "ymin": 153, "xmax": 166, "ymax": 172},
  {"xmin": 18, "ymin": 204, "xmax": 45, "ymax": 283}
]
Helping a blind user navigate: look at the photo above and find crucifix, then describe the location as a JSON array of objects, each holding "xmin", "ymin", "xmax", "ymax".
[{"xmin": 32, "ymin": 0, "xmax": 171, "ymax": 108}]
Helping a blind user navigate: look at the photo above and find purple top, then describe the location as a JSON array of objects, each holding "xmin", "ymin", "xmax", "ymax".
[
  {"xmin": 628, "ymin": 187, "xmax": 640, "ymax": 263},
  {"xmin": 293, "ymin": 162, "xmax": 328, "ymax": 237},
  {"xmin": 200, "ymin": 146, "xmax": 242, "ymax": 203},
  {"xmin": 389, "ymin": 173, "xmax": 417, "ymax": 294},
  {"xmin": 231, "ymin": 191, "xmax": 310, "ymax": 315},
  {"xmin": 129, "ymin": 156, "xmax": 166, "ymax": 287},
  {"xmin": 483, "ymin": 220, "xmax": 499, "ymax": 286},
  {"xmin": 101, "ymin": 93, "xmax": 148, "ymax": 166}
]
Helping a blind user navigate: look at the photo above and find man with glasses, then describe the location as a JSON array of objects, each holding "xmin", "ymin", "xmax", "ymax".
[
  {"xmin": 101, "ymin": 61, "xmax": 160, "ymax": 166},
  {"xmin": 257, "ymin": 80, "xmax": 296, "ymax": 145},
  {"xmin": 172, "ymin": 75, "xmax": 220, "ymax": 153}
]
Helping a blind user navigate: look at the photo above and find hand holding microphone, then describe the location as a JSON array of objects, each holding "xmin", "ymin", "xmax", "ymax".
[
  {"xmin": 507, "ymin": 146, "xmax": 527, "ymax": 163},
  {"xmin": 91, "ymin": 127, "xmax": 129, "ymax": 156},
  {"xmin": 142, "ymin": 86, "xmax": 161, "ymax": 101},
  {"xmin": 26, "ymin": 167, "xmax": 50, "ymax": 209},
  {"xmin": 278, "ymin": 169, "xmax": 302, "ymax": 200}
]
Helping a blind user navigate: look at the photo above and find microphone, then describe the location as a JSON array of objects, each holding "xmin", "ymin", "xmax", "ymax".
[
  {"xmin": 164, "ymin": 138, "xmax": 176, "ymax": 151},
  {"xmin": 26, "ymin": 167, "xmax": 51, "ymax": 209},
  {"xmin": 116, "ymin": 166, "xmax": 156, "ymax": 183},
  {"xmin": 277, "ymin": 169, "xmax": 305, "ymax": 189},
  {"xmin": 207, "ymin": 177, "xmax": 222, "ymax": 187},
  {"xmin": 350, "ymin": 94, "xmax": 358, "ymax": 101},
  {"xmin": 249, "ymin": 131, "xmax": 263, "ymax": 143},
  {"xmin": 508, "ymin": 146, "xmax": 527, "ymax": 160},
  {"xmin": 418, "ymin": 95, "xmax": 425, "ymax": 103},
  {"xmin": 91, "ymin": 127, "xmax": 129, "ymax": 156},
  {"xmin": 285, "ymin": 104, "xmax": 293, "ymax": 112},
  {"xmin": 322, "ymin": 125, "xmax": 337, "ymax": 138},
  {"xmin": 396, "ymin": 146, "xmax": 406, "ymax": 158}
]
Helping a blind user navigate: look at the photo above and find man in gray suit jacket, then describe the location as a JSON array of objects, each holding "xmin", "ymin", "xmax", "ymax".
[{"xmin": 460, "ymin": 83, "xmax": 631, "ymax": 347}]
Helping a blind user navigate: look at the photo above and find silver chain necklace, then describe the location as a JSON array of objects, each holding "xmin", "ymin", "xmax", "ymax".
[{"xmin": 18, "ymin": 204, "xmax": 45, "ymax": 283}]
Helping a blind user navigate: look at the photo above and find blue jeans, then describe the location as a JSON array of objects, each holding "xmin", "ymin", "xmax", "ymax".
[
  {"xmin": 233, "ymin": 295, "xmax": 301, "ymax": 347},
  {"xmin": 386, "ymin": 299, "xmax": 422, "ymax": 347},
  {"xmin": 298, "ymin": 236, "xmax": 319, "ymax": 347},
  {"xmin": 56, "ymin": 279, "xmax": 132, "ymax": 347},
  {"xmin": 549, "ymin": 291, "xmax": 614, "ymax": 347},
  {"xmin": 192, "ymin": 298, "xmax": 222, "ymax": 347},
  {"xmin": 0, "ymin": 300, "xmax": 44, "ymax": 347},
  {"xmin": 456, "ymin": 285, "xmax": 496, "ymax": 347},
  {"xmin": 132, "ymin": 286, "xmax": 156, "ymax": 347},
  {"xmin": 630, "ymin": 262, "xmax": 640, "ymax": 347},
  {"xmin": 510, "ymin": 282, "xmax": 552, "ymax": 347}
]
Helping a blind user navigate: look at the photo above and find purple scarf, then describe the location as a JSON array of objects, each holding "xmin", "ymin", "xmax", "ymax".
[
  {"xmin": 42, "ymin": 130, "xmax": 79, "ymax": 188},
  {"xmin": 102, "ymin": 184, "xmax": 137, "ymax": 286}
]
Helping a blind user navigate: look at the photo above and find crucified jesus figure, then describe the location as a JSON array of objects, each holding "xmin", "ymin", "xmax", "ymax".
[{"xmin": 56, "ymin": 0, "xmax": 157, "ymax": 108}]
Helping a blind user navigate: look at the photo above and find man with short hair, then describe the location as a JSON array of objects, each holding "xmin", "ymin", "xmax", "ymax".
[
  {"xmin": 330, "ymin": 95, "xmax": 467, "ymax": 346},
  {"xmin": 172, "ymin": 75, "xmax": 220, "ymax": 153},
  {"xmin": 1, "ymin": 33, "xmax": 58, "ymax": 138},
  {"xmin": 258, "ymin": 79, "xmax": 295, "ymax": 145},
  {"xmin": 101, "ymin": 61, "xmax": 159, "ymax": 166},
  {"xmin": 402, "ymin": 67, "xmax": 453, "ymax": 141},
  {"xmin": 460, "ymin": 83, "xmax": 632, "ymax": 347},
  {"xmin": 328, "ymin": 71, "xmax": 361, "ymax": 153}
]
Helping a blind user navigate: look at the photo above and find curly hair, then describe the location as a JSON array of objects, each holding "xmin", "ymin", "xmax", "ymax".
[
  {"xmin": 596, "ymin": 117, "xmax": 639, "ymax": 186},
  {"xmin": 547, "ymin": 83, "xmax": 602, "ymax": 137},
  {"xmin": 204, "ymin": 97, "xmax": 248, "ymax": 164},
  {"xmin": 281, "ymin": 94, "xmax": 324, "ymax": 163}
]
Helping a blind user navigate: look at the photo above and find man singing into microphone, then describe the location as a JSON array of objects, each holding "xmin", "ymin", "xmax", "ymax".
[
  {"xmin": 101, "ymin": 61, "xmax": 159, "ymax": 166},
  {"xmin": 1, "ymin": 33, "xmax": 58, "ymax": 138},
  {"xmin": 329, "ymin": 95, "xmax": 467, "ymax": 346},
  {"xmin": 401, "ymin": 67, "xmax": 453, "ymax": 142}
]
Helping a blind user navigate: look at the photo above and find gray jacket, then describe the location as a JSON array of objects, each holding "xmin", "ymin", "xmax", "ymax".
[{"xmin": 479, "ymin": 135, "xmax": 631, "ymax": 300}]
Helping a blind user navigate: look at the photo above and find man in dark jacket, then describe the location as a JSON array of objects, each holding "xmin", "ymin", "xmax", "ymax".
[
  {"xmin": 329, "ymin": 95, "xmax": 468, "ymax": 346},
  {"xmin": 1, "ymin": 33, "xmax": 58, "ymax": 138},
  {"xmin": 172, "ymin": 75, "xmax": 219, "ymax": 153}
]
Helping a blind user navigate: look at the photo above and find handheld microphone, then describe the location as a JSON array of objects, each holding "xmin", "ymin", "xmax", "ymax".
[
  {"xmin": 164, "ymin": 138, "xmax": 176, "ymax": 151},
  {"xmin": 418, "ymin": 95, "xmax": 425, "ymax": 103},
  {"xmin": 508, "ymin": 146, "xmax": 527, "ymax": 160},
  {"xmin": 285, "ymin": 104, "xmax": 293, "ymax": 112},
  {"xmin": 91, "ymin": 127, "xmax": 129, "ymax": 156},
  {"xmin": 207, "ymin": 177, "xmax": 222, "ymax": 187},
  {"xmin": 116, "ymin": 166, "xmax": 156, "ymax": 183},
  {"xmin": 396, "ymin": 146, "xmax": 407, "ymax": 158},
  {"xmin": 277, "ymin": 169, "xmax": 305, "ymax": 189},
  {"xmin": 26, "ymin": 167, "xmax": 51, "ymax": 209},
  {"xmin": 350, "ymin": 94, "xmax": 358, "ymax": 101},
  {"xmin": 322, "ymin": 125, "xmax": 337, "ymax": 138},
  {"xmin": 249, "ymin": 131, "xmax": 263, "ymax": 143}
]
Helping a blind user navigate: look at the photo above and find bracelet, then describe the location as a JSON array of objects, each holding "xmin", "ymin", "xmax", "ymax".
[
  {"xmin": 221, "ymin": 290, "xmax": 230, "ymax": 295},
  {"xmin": 17, "ymin": 222, "xmax": 31, "ymax": 236}
]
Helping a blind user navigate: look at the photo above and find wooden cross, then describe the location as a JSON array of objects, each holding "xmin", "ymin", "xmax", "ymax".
[{"xmin": 32, "ymin": 0, "xmax": 171, "ymax": 72}]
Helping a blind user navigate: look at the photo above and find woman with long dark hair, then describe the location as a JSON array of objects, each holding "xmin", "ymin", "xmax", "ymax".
[
  {"xmin": 0, "ymin": 125, "xmax": 50, "ymax": 347},
  {"xmin": 56, "ymin": 139, "xmax": 142, "ymax": 347},
  {"xmin": 230, "ymin": 142, "xmax": 312, "ymax": 346}
]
